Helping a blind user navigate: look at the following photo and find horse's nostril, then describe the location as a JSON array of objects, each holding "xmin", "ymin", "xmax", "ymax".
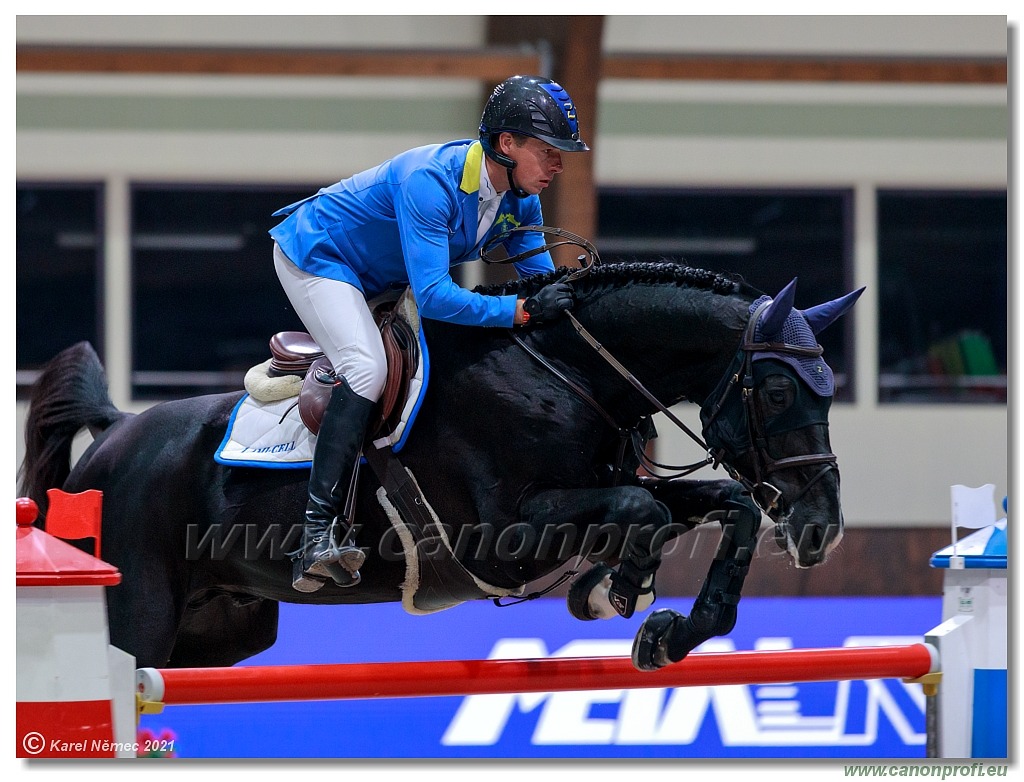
[
  {"xmin": 806, "ymin": 525, "xmax": 825, "ymax": 553},
  {"xmin": 793, "ymin": 523, "xmax": 826, "ymax": 557},
  {"xmin": 811, "ymin": 524, "xmax": 827, "ymax": 548}
]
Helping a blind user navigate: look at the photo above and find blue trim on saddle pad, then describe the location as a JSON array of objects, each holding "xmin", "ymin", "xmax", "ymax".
[{"xmin": 392, "ymin": 322, "xmax": 430, "ymax": 453}]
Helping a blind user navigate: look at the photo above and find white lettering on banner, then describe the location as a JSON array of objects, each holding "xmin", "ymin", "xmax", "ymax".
[{"xmin": 441, "ymin": 636, "xmax": 926, "ymax": 748}]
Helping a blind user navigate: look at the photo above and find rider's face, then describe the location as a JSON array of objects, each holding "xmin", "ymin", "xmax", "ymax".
[{"xmin": 498, "ymin": 134, "xmax": 564, "ymax": 195}]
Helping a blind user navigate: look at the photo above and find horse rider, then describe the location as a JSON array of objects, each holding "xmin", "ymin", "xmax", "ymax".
[{"xmin": 269, "ymin": 75, "xmax": 590, "ymax": 593}]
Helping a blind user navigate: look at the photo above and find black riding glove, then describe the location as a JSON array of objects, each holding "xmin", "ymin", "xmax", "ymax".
[{"xmin": 523, "ymin": 281, "xmax": 575, "ymax": 324}]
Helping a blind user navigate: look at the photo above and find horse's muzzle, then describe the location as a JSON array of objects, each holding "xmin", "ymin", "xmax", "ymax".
[{"xmin": 776, "ymin": 517, "xmax": 843, "ymax": 568}]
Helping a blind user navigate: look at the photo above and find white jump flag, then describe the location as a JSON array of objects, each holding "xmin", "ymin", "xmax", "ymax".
[{"xmin": 949, "ymin": 483, "xmax": 998, "ymax": 567}]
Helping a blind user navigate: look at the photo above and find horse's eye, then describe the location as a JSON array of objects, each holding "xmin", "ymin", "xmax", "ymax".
[{"xmin": 762, "ymin": 375, "xmax": 793, "ymax": 408}]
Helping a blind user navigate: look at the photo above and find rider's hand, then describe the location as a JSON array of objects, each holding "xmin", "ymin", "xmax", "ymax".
[{"xmin": 522, "ymin": 281, "xmax": 574, "ymax": 324}]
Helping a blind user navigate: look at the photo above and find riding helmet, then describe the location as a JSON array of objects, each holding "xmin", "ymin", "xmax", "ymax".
[{"xmin": 479, "ymin": 75, "xmax": 590, "ymax": 187}]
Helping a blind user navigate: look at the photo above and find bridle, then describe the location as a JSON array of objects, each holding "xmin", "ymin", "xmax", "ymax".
[
  {"xmin": 484, "ymin": 226, "xmax": 838, "ymax": 517},
  {"xmin": 699, "ymin": 299, "xmax": 839, "ymax": 515}
]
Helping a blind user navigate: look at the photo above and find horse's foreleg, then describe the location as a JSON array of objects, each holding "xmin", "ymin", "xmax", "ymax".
[
  {"xmin": 518, "ymin": 486, "xmax": 684, "ymax": 622},
  {"xmin": 631, "ymin": 495, "xmax": 761, "ymax": 671},
  {"xmin": 633, "ymin": 475, "xmax": 752, "ymax": 528}
]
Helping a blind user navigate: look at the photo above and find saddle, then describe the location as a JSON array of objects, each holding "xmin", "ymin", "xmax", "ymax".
[{"xmin": 265, "ymin": 294, "xmax": 419, "ymax": 440}]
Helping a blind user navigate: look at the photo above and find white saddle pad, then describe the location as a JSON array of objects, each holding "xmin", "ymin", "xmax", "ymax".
[
  {"xmin": 214, "ymin": 290, "xmax": 428, "ymax": 469},
  {"xmin": 215, "ymin": 394, "xmax": 316, "ymax": 468}
]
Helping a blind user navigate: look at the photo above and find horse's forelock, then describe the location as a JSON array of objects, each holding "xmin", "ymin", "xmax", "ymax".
[{"xmin": 474, "ymin": 261, "xmax": 745, "ymax": 300}]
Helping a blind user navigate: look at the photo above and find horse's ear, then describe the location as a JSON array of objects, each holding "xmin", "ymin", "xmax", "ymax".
[
  {"xmin": 759, "ymin": 278, "xmax": 798, "ymax": 338},
  {"xmin": 801, "ymin": 287, "xmax": 866, "ymax": 335}
]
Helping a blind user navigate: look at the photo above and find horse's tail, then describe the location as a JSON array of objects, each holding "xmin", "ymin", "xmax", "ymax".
[{"xmin": 18, "ymin": 341, "xmax": 127, "ymax": 510}]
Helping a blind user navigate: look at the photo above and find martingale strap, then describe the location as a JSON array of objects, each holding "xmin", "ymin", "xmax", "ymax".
[{"xmin": 508, "ymin": 326, "xmax": 712, "ymax": 485}]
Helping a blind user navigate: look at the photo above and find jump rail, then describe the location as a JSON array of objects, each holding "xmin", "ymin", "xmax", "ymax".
[{"xmin": 137, "ymin": 643, "xmax": 937, "ymax": 710}]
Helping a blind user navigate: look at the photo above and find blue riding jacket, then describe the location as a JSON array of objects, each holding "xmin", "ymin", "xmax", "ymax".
[{"xmin": 269, "ymin": 140, "xmax": 555, "ymax": 327}]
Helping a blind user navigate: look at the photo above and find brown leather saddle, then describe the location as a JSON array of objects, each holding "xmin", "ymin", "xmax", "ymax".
[{"xmin": 267, "ymin": 297, "xmax": 419, "ymax": 440}]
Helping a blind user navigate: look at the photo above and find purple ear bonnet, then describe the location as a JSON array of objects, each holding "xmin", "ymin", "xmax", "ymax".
[{"xmin": 750, "ymin": 295, "xmax": 835, "ymax": 396}]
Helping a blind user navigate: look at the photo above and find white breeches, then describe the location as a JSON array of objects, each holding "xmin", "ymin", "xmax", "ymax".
[{"xmin": 273, "ymin": 243, "xmax": 387, "ymax": 403}]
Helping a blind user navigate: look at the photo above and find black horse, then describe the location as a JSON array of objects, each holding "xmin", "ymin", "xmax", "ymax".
[{"xmin": 19, "ymin": 261, "xmax": 862, "ymax": 672}]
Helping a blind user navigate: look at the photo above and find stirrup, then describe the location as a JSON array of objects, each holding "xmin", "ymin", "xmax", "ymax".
[
  {"xmin": 290, "ymin": 530, "xmax": 341, "ymax": 590},
  {"xmin": 324, "ymin": 545, "xmax": 365, "ymax": 588},
  {"xmin": 298, "ymin": 531, "xmax": 342, "ymax": 578},
  {"xmin": 292, "ymin": 560, "xmax": 328, "ymax": 593},
  {"xmin": 335, "ymin": 544, "xmax": 366, "ymax": 575},
  {"xmin": 325, "ymin": 561, "xmax": 361, "ymax": 588},
  {"xmin": 291, "ymin": 545, "xmax": 364, "ymax": 592}
]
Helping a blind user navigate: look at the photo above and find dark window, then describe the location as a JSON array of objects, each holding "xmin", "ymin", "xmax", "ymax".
[
  {"xmin": 131, "ymin": 185, "xmax": 312, "ymax": 399},
  {"xmin": 877, "ymin": 190, "xmax": 1007, "ymax": 404},
  {"xmin": 17, "ymin": 183, "xmax": 103, "ymax": 398},
  {"xmin": 598, "ymin": 189, "xmax": 854, "ymax": 400}
]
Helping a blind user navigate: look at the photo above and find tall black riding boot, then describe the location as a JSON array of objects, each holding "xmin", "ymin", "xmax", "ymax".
[{"xmin": 292, "ymin": 377, "xmax": 375, "ymax": 593}]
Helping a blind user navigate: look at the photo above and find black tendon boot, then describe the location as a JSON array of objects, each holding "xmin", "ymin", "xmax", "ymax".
[
  {"xmin": 292, "ymin": 378, "xmax": 375, "ymax": 593},
  {"xmin": 607, "ymin": 559, "xmax": 658, "ymax": 619}
]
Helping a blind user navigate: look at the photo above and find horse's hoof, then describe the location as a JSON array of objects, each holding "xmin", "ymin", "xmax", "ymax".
[
  {"xmin": 325, "ymin": 561, "xmax": 361, "ymax": 588},
  {"xmin": 566, "ymin": 564, "xmax": 614, "ymax": 621},
  {"xmin": 631, "ymin": 608, "xmax": 680, "ymax": 671}
]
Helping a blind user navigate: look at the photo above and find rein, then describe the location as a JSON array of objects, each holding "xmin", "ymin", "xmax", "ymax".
[
  {"xmin": 494, "ymin": 227, "xmax": 837, "ymax": 516},
  {"xmin": 493, "ymin": 225, "xmax": 711, "ymax": 485},
  {"xmin": 509, "ymin": 324, "xmax": 712, "ymax": 487},
  {"xmin": 481, "ymin": 225, "xmax": 599, "ymax": 283}
]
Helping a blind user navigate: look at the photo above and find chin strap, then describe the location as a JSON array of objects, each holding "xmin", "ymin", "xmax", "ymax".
[
  {"xmin": 505, "ymin": 165, "xmax": 528, "ymax": 199},
  {"xmin": 482, "ymin": 134, "xmax": 529, "ymax": 199}
]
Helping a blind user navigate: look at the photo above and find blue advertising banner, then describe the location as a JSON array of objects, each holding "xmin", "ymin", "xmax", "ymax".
[{"xmin": 138, "ymin": 596, "xmax": 941, "ymax": 759}]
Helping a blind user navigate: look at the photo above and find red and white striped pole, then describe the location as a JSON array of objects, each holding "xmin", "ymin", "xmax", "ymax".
[{"xmin": 137, "ymin": 643, "xmax": 937, "ymax": 708}]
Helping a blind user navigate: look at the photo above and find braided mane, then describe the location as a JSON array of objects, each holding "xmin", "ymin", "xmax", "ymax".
[{"xmin": 474, "ymin": 260, "xmax": 753, "ymax": 299}]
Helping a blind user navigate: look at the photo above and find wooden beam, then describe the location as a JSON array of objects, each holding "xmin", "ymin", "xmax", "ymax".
[
  {"xmin": 602, "ymin": 53, "xmax": 1007, "ymax": 84},
  {"xmin": 547, "ymin": 16, "xmax": 603, "ymax": 247},
  {"xmin": 16, "ymin": 45, "xmax": 1006, "ymax": 85},
  {"xmin": 15, "ymin": 45, "xmax": 542, "ymax": 81}
]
